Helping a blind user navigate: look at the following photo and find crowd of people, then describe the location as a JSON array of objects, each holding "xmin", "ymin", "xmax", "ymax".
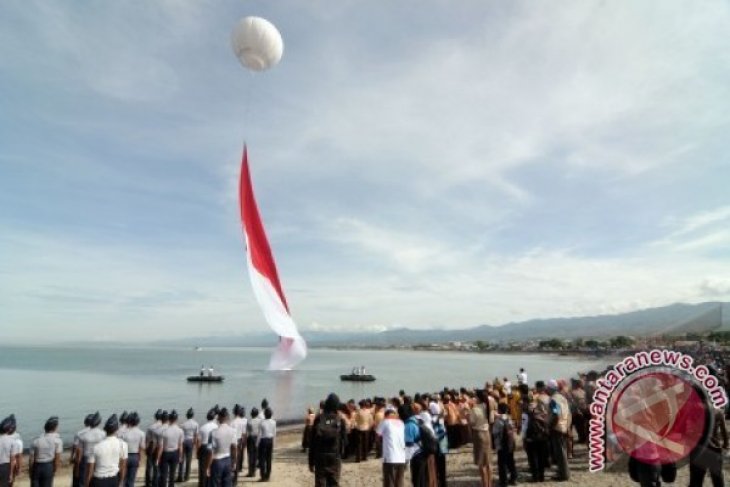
[
  {"xmin": 304, "ymin": 369, "xmax": 585, "ymax": 487},
  {"xmin": 302, "ymin": 358, "xmax": 730, "ymax": 487},
  {"xmin": 0, "ymin": 400, "xmax": 277, "ymax": 487}
]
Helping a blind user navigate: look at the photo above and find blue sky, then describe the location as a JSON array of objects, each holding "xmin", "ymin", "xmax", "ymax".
[{"xmin": 1, "ymin": 1, "xmax": 729, "ymax": 343}]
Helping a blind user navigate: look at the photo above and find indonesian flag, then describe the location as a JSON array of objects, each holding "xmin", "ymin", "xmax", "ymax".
[{"xmin": 239, "ymin": 146, "xmax": 307, "ymax": 370}]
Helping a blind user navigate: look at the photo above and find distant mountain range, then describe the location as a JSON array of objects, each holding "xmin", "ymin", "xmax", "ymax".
[{"xmin": 166, "ymin": 301, "xmax": 730, "ymax": 348}]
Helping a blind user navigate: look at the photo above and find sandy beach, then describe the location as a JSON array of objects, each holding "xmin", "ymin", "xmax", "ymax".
[{"xmin": 12, "ymin": 423, "xmax": 729, "ymax": 487}]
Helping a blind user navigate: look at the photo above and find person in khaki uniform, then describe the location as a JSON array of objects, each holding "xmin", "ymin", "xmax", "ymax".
[
  {"xmin": 547, "ymin": 379, "xmax": 570, "ymax": 482},
  {"xmin": 354, "ymin": 401, "xmax": 374, "ymax": 462}
]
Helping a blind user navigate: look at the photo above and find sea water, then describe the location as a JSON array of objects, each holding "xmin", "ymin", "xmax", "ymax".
[{"xmin": 0, "ymin": 345, "xmax": 610, "ymax": 444}]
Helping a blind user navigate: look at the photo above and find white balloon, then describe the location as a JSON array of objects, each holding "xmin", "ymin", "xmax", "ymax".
[{"xmin": 231, "ymin": 16, "xmax": 284, "ymax": 72}]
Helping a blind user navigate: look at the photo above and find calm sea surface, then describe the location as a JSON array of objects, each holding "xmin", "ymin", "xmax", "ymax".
[{"xmin": 0, "ymin": 345, "xmax": 611, "ymax": 445}]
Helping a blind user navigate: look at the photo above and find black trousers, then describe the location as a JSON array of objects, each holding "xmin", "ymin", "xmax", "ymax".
[
  {"xmin": 497, "ymin": 449, "xmax": 517, "ymax": 486},
  {"xmin": 78, "ymin": 461, "xmax": 91, "ymax": 487},
  {"xmin": 689, "ymin": 447, "xmax": 724, "ymax": 487},
  {"xmin": 125, "ymin": 454, "xmax": 139, "ymax": 487},
  {"xmin": 549, "ymin": 431, "xmax": 570, "ymax": 481},
  {"xmin": 177, "ymin": 441, "xmax": 193, "ymax": 481},
  {"xmin": 524, "ymin": 439, "xmax": 548, "ymax": 481},
  {"xmin": 159, "ymin": 451, "xmax": 179, "ymax": 487},
  {"xmin": 210, "ymin": 457, "xmax": 232, "ymax": 487},
  {"xmin": 257, "ymin": 438, "xmax": 273, "ymax": 480},
  {"xmin": 91, "ymin": 477, "xmax": 119, "ymax": 487},
  {"xmin": 0, "ymin": 464, "xmax": 9, "ymax": 487},
  {"xmin": 434, "ymin": 452, "xmax": 446, "ymax": 487},
  {"xmin": 409, "ymin": 451, "xmax": 429, "ymax": 487},
  {"xmin": 313, "ymin": 455, "xmax": 341, "ymax": 487},
  {"xmin": 31, "ymin": 462, "xmax": 54, "ymax": 487},
  {"xmin": 197, "ymin": 448, "xmax": 210, "ymax": 487},
  {"xmin": 246, "ymin": 437, "xmax": 258, "ymax": 476},
  {"xmin": 236, "ymin": 437, "xmax": 246, "ymax": 473},
  {"xmin": 355, "ymin": 430, "xmax": 369, "ymax": 462},
  {"xmin": 145, "ymin": 447, "xmax": 157, "ymax": 487}
]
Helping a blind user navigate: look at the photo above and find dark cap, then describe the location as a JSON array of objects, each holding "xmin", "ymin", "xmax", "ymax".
[
  {"xmin": 261, "ymin": 398, "xmax": 269, "ymax": 409},
  {"xmin": 161, "ymin": 411, "xmax": 169, "ymax": 422},
  {"xmin": 84, "ymin": 414, "xmax": 93, "ymax": 427},
  {"xmin": 324, "ymin": 393, "xmax": 340, "ymax": 413},
  {"xmin": 186, "ymin": 408, "xmax": 194, "ymax": 419},
  {"xmin": 218, "ymin": 408, "xmax": 229, "ymax": 420},
  {"xmin": 233, "ymin": 404, "xmax": 241, "ymax": 416},
  {"xmin": 154, "ymin": 409, "xmax": 163, "ymax": 420},
  {"xmin": 104, "ymin": 414, "xmax": 119, "ymax": 434},
  {"xmin": 0, "ymin": 417, "xmax": 12, "ymax": 434},
  {"xmin": 206, "ymin": 408, "xmax": 216, "ymax": 421},
  {"xmin": 128, "ymin": 412, "xmax": 140, "ymax": 426},
  {"xmin": 90, "ymin": 412, "xmax": 102, "ymax": 428},
  {"xmin": 169, "ymin": 410, "xmax": 178, "ymax": 421},
  {"xmin": 45, "ymin": 416, "xmax": 59, "ymax": 432},
  {"xmin": 120, "ymin": 411, "xmax": 129, "ymax": 424},
  {"xmin": 250, "ymin": 407, "xmax": 259, "ymax": 418}
]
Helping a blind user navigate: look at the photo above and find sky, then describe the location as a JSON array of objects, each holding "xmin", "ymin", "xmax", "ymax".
[{"xmin": 1, "ymin": 1, "xmax": 729, "ymax": 343}]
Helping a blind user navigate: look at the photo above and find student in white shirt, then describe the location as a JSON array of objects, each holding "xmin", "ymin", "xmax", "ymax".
[
  {"xmin": 86, "ymin": 415, "xmax": 128, "ymax": 487},
  {"xmin": 30, "ymin": 416, "xmax": 63, "ymax": 487},
  {"xmin": 257, "ymin": 409, "xmax": 276, "ymax": 481},
  {"xmin": 376, "ymin": 407, "xmax": 406, "ymax": 487}
]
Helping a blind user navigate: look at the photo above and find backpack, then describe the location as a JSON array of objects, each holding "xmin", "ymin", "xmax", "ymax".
[
  {"xmin": 500, "ymin": 418, "xmax": 516, "ymax": 452},
  {"xmin": 526, "ymin": 401, "xmax": 549, "ymax": 441},
  {"xmin": 313, "ymin": 413, "xmax": 341, "ymax": 455},
  {"xmin": 416, "ymin": 419, "xmax": 439, "ymax": 455}
]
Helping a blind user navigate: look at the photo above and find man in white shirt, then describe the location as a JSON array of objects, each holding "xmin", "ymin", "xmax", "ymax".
[
  {"xmin": 206, "ymin": 409, "xmax": 236, "ymax": 487},
  {"xmin": 86, "ymin": 415, "xmax": 128, "ymax": 487},
  {"xmin": 79, "ymin": 413, "xmax": 105, "ymax": 487},
  {"xmin": 230, "ymin": 406, "xmax": 247, "ymax": 483},
  {"xmin": 177, "ymin": 409, "xmax": 198, "ymax": 483},
  {"xmin": 72, "ymin": 415, "xmax": 92, "ymax": 487},
  {"xmin": 157, "ymin": 411, "xmax": 183, "ymax": 487},
  {"xmin": 376, "ymin": 407, "xmax": 406, "ymax": 487},
  {"xmin": 0, "ymin": 417, "xmax": 21, "ymax": 487},
  {"xmin": 197, "ymin": 409, "xmax": 218, "ymax": 487},
  {"xmin": 245, "ymin": 409, "xmax": 262, "ymax": 478},
  {"xmin": 122, "ymin": 413, "xmax": 145, "ymax": 487},
  {"xmin": 518, "ymin": 368, "xmax": 528, "ymax": 386},
  {"xmin": 145, "ymin": 410, "xmax": 162, "ymax": 487},
  {"xmin": 257, "ymin": 409, "xmax": 276, "ymax": 481},
  {"xmin": 30, "ymin": 416, "xmax": 63, "ymax": 487}
]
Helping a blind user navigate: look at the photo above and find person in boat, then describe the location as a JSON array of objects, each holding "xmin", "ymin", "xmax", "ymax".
[
  {"xmin": 351, "ymin": 367, "xmax": 359, "ymax": 376},
  {"xmin": 200, "ymin": 366, "xmax": 205, "ymax": 378},
  {"xmin": 207, "ymin": 366, "xmax": 215, "ymax": 378}
]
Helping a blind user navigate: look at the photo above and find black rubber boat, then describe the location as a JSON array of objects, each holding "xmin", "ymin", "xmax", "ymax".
[
  {"xmin": 187, "ymin": 375, "xmax": 225, "ymax": 383},
  {"xmin": 340, "ymin": 374, "xmax": 376, "ymax": 382}
]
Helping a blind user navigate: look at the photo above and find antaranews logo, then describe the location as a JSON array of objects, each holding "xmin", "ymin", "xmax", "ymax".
[{"xmin": 588, "ymin": 349, "xmax": 728, "ymax": 472}]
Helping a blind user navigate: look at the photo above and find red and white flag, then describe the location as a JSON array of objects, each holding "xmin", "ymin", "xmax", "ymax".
[{"xmin": 239, "ymin": 146, "xmax": 307, "ymax": 370}]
